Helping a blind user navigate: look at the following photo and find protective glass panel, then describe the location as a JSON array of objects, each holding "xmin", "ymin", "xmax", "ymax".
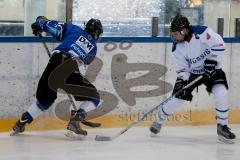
[
  {"xmin": 0, "ymin": 0, "xmax": 66, "ymax": 36},
  {"xmin": 73, "ymin": 0, "xmax": 240, "ymax": 37}
]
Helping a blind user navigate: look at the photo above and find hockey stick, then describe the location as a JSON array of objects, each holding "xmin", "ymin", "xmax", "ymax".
[
  {"xmin": 95, "ymin": 75, "xmax": 203, "ymax": 141},
  {"xmin": 38, "ymin": 33, "xmax": 101, "ymax": 128}
]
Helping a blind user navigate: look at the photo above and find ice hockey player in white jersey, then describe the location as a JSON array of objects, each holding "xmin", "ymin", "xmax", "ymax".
[{"xmin": 149, "ymin": 14, "xmax": 236, "ymax": 143}]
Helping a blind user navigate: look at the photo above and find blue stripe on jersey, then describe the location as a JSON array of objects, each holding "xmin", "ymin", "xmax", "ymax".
[
  {"xmin": 211, "ymin": 48, "xmax": 225, "ymax": 51},
  {"xmin": 162, "ymin": 107, "xmax": 171, "ymax": 116},
  {"xmin": 172, "ymin": 42, "xmax": 177, "ymax": 52},
  {"xmin": 191, "ymin": 25, "xmax": 207, "ymax": 35},
  {"xmin": 216, "ymin": 116, "xmax": 228, "ymax": 120},
  {"xmin": 215, "ymin": 108, "xmax": 229, "ymax": 112}
]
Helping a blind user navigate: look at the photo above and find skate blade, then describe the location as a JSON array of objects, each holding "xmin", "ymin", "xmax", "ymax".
[
  {"xmin": 65, "ymin": 131, "xmax": 86, "ymax": 140},
  {"xmin": 218, "ymin": 135, "xmax": 235, "ymax": 144},
  {"xmin": 10, "ymin": 130, "xmax": 19, "ymax": 136},
  {"xmin": 150, "ymin": 132, "xmax": 160, "ymax": 138}
]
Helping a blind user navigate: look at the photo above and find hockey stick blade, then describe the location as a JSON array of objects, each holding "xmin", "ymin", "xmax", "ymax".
[
  {"xmin": 95, "ymin": 135, "xmax": 114, "ymax": 141},
  {"xmin": 95, "ymin": 121, "xmax": 138, "ymax": 141}
]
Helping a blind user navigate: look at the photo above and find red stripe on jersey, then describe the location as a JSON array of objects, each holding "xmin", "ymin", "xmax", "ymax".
[{"xmin": 207, "ymin": 33, "xmax": 211, "ymax": 40}]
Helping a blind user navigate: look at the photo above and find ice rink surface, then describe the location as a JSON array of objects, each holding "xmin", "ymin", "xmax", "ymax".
[{"xmin": 0, "ymin": 125, "xmax": 239, "ymax": 160}]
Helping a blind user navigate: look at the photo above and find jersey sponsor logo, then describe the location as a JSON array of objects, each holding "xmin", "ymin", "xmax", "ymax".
[
  {"xmin": 71, "ymin": 44, "xmax": 86, "ymax": 58},
  {"xmin": 76, "ymin": 36, "xmax": 94, "ymax": 54},
  {"xmin": 191, "ymin": 67, "xmax": 204, "ymax": 74},
  {"xmin": 187, "ymin": 49, "xmax": 211, "ymax": 64}
]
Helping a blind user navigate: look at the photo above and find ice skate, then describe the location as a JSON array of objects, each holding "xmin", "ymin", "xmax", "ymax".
[
  {"xmin": 10, "ymin": 120, "xmax": 27, "ymax": 136},
  {"xmin": 10, "ymin": 112, "xmax": 32, "ymax": 136},
  {"xmin": 150, "ymin": 121, "xmax": 162, "ymax": 134},
  {"xmin": 65, "ymin": 109, "xmax": 87, "ymax": 139},
  {"xmin": 217, "ymin": 124, "xmax": 236, "ymax": 144}
]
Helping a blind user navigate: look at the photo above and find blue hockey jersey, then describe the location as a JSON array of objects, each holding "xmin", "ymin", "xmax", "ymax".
[{"xmin": 36, "ymin": 18, "xmax": 97, "ymax": 65}]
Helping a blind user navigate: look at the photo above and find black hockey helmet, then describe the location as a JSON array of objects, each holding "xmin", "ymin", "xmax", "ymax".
[
  {"xmin": 170, "ymin": 15, "xmax": 190, "ymax": 32},
  {"xmin": 85, "ymin": 18, "xmax": 103, "ymax": 40}
]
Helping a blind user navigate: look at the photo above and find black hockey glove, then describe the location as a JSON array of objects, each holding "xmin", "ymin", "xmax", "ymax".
[
  {"xmin": 203, "ymin": 59, "xmax": 217, "ymax": 80},
  {"xmin": 36, "ymin": 16, "xmax": 48, "ymax": 21},
  {"xmin": 174, "ymin": 78, "xmax": 193, "ymax": 101},
  {"xmin": 31, "ymin": 16, "xmax": 48, "ymax": 36},
  {"xmin": 31, "ymin": 22, "xmax": 42, "ymax": 36}
]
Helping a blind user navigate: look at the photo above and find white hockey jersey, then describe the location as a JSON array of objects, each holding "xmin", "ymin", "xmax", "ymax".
[{"xmin": 171, "ymin": 25, "xmax": 226, "ymax": 80}]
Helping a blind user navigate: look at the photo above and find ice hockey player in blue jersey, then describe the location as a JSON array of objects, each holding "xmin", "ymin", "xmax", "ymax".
[
  {"xmin": 149, "ymin": 15, "xmax": 236, "ymax": 143},
  {"xmin": 10, "ymin": 16, "xmax": 103, "ymax": 138}
]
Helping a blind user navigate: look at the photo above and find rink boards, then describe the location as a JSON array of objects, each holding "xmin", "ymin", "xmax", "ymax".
[{"xmin": 0, "ymin": 37, "xmax": 240, "ymax": 131}]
